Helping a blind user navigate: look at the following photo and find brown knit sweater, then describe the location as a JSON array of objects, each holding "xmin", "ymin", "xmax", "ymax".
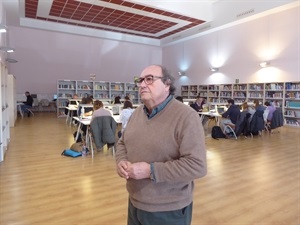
[{"xmin": 116, "ymin": 98, "xmax": 207, "ymax": 212}]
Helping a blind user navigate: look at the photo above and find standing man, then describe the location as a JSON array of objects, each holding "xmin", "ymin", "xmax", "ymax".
[
  {"xmin": 21, "ymin": 91, "xmax": 33, "ymax": 117},
  {"xmin": 116, "ymin": 65, "xmax": 207, "ymax": 225}
]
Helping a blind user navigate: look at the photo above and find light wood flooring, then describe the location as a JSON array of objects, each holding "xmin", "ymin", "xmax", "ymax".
[{"xmin": 0, "ymin": 113, "xmax": 299, "ymax": 225}]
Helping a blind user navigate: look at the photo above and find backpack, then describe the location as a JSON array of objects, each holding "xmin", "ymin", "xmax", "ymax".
[{"xmin": 211, "ymin": 126, "xmax": 226, "ymax": 139}]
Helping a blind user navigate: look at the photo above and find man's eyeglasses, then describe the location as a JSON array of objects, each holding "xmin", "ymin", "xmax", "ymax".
[{"xmin": 135, "ymin": 75, "xmax": 163, "ymax": 86}]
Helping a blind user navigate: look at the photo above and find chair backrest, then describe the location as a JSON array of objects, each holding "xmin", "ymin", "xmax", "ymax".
[
  {"xmin": 40, "ymin": 99, "xmax": 49, "ymax": 106},
  {"xmin": 90, "ymin": 116, "xmax": 117, "ymax": 149},
  {"xmin": 32, "ymin": 98, "xmax": 39, "ymax": 107},
  {"xmin": 235, "ymin": 111, "xmax": 251, "ymax": 136},
  {"xmin": 270, "ymin": 109, "xmax": 284, "ymax": 129}
]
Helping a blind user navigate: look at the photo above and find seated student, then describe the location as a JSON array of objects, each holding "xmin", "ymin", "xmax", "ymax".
[
  {"xmin": 92, "ymin": 100, "xmax": 112, "ymax": 119},
  {"xmin": 119, "ymin": 100, "xmax": 135, "ymax": 137},
  {"xmin": 190, "ymin": 96, "xmax": 209, "ymax": 125},
  {"xmin": 65, "ymin": 94, "xmax": 79, "ymax": 115},
  {"xmin": 113, "ymin": 96, "xmax": 122, "ymax": 104},
  {"xmin": 21, "ymin": 91, "xmax": 34, "ymax": 117},
  {"xmin": 242, "ymin": 102, "xmax": 255, "ymax": 120},
  {"xmin": 78, "ymin": 96, "xmax": 94, "ymax": 136},
  {"xmin": 221, "ymin": 99, "xmax": 240, "ymax": 134},
  {"xmin": 190, "ymin": 96, "xmax": 205, "ymax": 111},
  {"xmin": 77, "ymin": 96, "xmax": 93, "ymax": 117},
  {"xmin": 264, "ymin": 101, "xmax": 276, "ymax": 122},
  {"xmin": 254, "ymin": 99, "xmax": 265, "ymax": 112},
  {"xmin": 124, "ymin": 95, "xmax": 131, "ymax": 102},
  {"xmin": 175, "ymin": 96, "xmax": 183, "ymax": 103}
]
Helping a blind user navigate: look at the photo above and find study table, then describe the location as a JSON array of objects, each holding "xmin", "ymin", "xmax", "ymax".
[
  {"xmin": 17, "ymin": 102, "xmax": 24, "ymax": 117},
  {"xmin": 199, "ymin": 111, "xmax": 222, "ymax": 126},
  {"xmin": 65, "ymin": 105, "xmax": 78, "ymax": 125}
]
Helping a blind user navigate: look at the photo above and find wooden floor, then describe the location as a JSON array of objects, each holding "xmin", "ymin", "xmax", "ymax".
[{"xmin": 0, "ymin": 113, "xmax": 299, "ymax": 225}]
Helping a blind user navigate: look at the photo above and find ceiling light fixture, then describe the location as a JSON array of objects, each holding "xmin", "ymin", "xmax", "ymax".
[
  {"xmin": 0, "ymin": 25, "xmax": 7, "ymax": 33},
  {"xmin": 178, "ymin": 71, "xmax": 186, "ymax": 76},
  {"xmin": 260, "ymin": 61, "xmax": 270, "ymax": 68},
  {"xmin": 210, "ymin": 67, "xmax": 219, "ymax": 72},
  {"xmin": 0, "ymin": 47, "xmax": 15, "ymax": 53}
]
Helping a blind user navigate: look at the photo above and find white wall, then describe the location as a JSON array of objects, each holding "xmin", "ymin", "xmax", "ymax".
[
  {"xmin": 163, "ymin": 5, "xmax": 300, "ymax": 95},
  {"xmin": 6, "ymin": 4, "xmax": 300, "ymax": 97},
  {"xmin": 8, "ymin": 27, "xmax": 162, "ymax": 95}
]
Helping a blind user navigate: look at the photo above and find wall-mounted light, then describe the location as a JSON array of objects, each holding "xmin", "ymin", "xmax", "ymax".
[
  {"xmin": 6, "ymin": 58, "xmax": 18, "ymax": 63},
  {"xmin": 0, "ymin": 47, "xmax": 15, "ymax": 53},
  {"xmin": 210, "ymin": 67, "xmax": 219, "ymax": 72},
  {"xmin": 260, "ymin": 61, "xmax": 270, "ymax": 68},
  {"xmin": 0, "ymin": 25, "xmax": 7, "ymax": 33},
  {"xmin": 178, "ymin": 71, "xmax": 186, "ymax": 76}
]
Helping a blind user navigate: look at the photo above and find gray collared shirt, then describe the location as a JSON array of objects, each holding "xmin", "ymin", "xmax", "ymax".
[{"xmin": 143, "ymin": 95, "xmax": 173, "ymax": 119}]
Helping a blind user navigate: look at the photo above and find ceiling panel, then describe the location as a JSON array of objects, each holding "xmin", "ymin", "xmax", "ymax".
[{"xmin": 24, "ymin": 0, "xmax": 205, "ymax": 39}]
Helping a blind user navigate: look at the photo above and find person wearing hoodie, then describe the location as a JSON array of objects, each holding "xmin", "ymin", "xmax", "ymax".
[{"xmin": 220, "ymin": 98, "xmax": 240, "ymax": 134}]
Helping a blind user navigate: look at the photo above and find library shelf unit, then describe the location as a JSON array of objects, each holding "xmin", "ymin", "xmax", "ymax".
[
  {"xmin": 181, "ymin": 81, "xmax": 300, "ymax": 127},
  {"xmin": 284, "ymin": 82, "xmax": 300, "ymax": 126},
  {"xmin": 0, "ymin": 63, "xmax": 13, "ymax": 162},
  {"xmin": 57, "ymin": 80, "xmax": 139, "ymax": 117}
]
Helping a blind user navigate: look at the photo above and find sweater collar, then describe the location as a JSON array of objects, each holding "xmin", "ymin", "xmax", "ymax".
[{"xmin": 143, "ymin": 95, "xmax": 173, "ymax": 119}]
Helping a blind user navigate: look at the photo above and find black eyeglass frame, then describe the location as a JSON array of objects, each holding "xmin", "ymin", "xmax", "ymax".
[{"xmin": 134, "ymin": 75, "xmax": 164, "ymax": 86}]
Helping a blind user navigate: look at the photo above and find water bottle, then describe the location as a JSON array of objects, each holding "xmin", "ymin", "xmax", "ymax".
[
  {"xmin": 82, "ymin": 145, "xmax": 86, "ymax": 157},
  {"xmin": 81, "ymin": 107, "xmax": 85, "ymax": 118}
]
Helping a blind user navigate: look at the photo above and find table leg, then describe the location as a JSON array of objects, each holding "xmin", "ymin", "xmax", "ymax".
[
  {"xmin": 66, "ymin": 109, "xmax": 70, "ymax": 124},
  {"xmin": 69, "ymin": 110, "xmax": 74, "ymax": 126},
  {"xmin": 75, "ymin": 123, "xmax": 82, "ymax": 142},
  {"xmin": 18, "ymin": 105, "xmax": 24, "ymax": 118}
]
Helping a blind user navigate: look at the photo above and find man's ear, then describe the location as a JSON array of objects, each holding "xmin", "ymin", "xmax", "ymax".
[{"xmin": 165, "ymin": 79, "xmax": 171, "ymax": 85}]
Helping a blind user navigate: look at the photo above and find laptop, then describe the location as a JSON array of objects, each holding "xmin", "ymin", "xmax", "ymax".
[{"xmin": 217, "ymin": 107, "xmax": 225, "ymax": 114}]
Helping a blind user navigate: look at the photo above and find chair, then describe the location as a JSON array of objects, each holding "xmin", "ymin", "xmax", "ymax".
[
  {"xmin": 90, "ymin": 116, "xmax": 117, "ymax": 157},
  {"xmin": 40, "ymin": 99, "xmax": 50, "ymax": 112},
  {"xmin": 263, "ymin": 109, "xmax": 271, "ymax": 132},
  {"xmin": 270, "ymin": 109, "xmax": 284, "ymax": 132},
  {"xmin": 249, "ymin": 110, "xmax": 265, "ymax": 136},
  {"xmin": 223, "ymin": 111, "xmax": 251, "ymax": 140},
  {"xmin": 223, "ymin": 123, "xmax": 238, "ymax": 139},
  {"xmin": 18, "ymin": 104, "xmax": 34, "ymax": 118}
]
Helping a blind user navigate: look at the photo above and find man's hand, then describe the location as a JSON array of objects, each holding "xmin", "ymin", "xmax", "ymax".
[
  {"xmin": 127, "ymin": 162, "xmax": 151, "ymax": 180},
  {"xmin": 117, "ymin": 160, "xmax": 131, "ymax": 179}
]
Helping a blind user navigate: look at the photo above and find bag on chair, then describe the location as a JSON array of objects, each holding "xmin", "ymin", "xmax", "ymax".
[{"xmin": 211, "ymin": 126, "xmax": 226, "ymax": 139}]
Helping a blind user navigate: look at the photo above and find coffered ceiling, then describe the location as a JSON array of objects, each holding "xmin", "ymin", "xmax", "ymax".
[{"xmin": 3, "ymin": 0, "xmax": 298, "ymax": 46}]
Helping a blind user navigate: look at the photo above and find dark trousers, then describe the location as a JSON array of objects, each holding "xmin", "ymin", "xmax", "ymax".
[{"xmin": 127, "ymin": 199, "xmax": 193, "ymax": 225}]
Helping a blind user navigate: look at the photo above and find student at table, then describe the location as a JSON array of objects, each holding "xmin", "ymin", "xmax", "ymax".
[
  {"xmin": 78, "ymin": 97, "xmax": 94, "ymax": 136},
  {"xmin": 92, "ymin": 100, "xmax": 112, "ymax": 119},
  {"xmin": 65, "ymin": 94, "xmax": 79, "ymax": 115},
  {"xmin": 20, "ymin": 91, "xmax": 34, "ymax": 117},
  {"xmin": 190, "ymin": 96, "xmax": 210, "ymax": 125},
  {"xmin": 119, "ymin": 100, "xmax": 135, "ymax": 137},
  {"xmin": 221, "ymin": 99, "xmax": 240, "ymax": 134},
  {"xmin": 77, "ymin": 96, "xmax": 93, "ymax": 117}
]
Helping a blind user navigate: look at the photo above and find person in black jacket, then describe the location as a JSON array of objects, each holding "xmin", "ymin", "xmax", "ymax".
[
  {"xmin": 221, "ymin": 99, "xmax": 240, "ymax": 134},
  {"xmin": 20, "ymin": 91, "xmax": 34, "ymax": 117}
]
